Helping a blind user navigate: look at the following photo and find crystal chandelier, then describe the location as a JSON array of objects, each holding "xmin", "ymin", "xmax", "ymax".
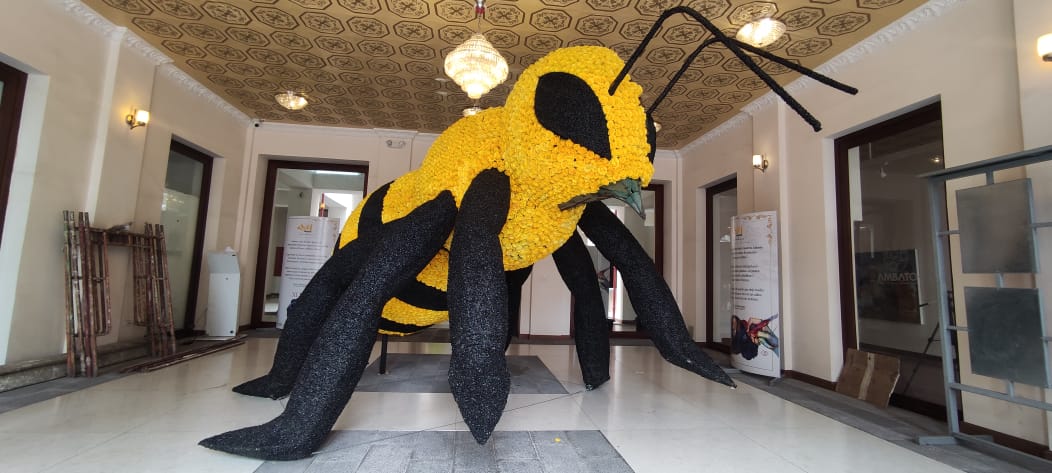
[
  {"xmin": 274, "ymin": 90, "xmax": 308, "ymax": 111},
  {"xmin": 736, "ymin": 18, "xmax": 787, "ymax": 48},
  {"xmin": 443, "ymin": 1, "xmax": 508, "ymax": 100}
]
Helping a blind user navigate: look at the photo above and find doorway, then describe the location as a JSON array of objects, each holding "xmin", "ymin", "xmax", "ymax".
[
  {"xmin": 249, "ymin": 159, "xmax": 368, "ymax": 328},
  {"xmin": 705, "ymin": 177, "xmax": 738, "ymax": 352},
  {"xmin": 835, "ymin": 102, "xmax": 949, "ymax": 417},
  {"xmin": 162, "ymin": 140, "xmax": 212, "ymax": 335},
  {"xmin": 0, "ymin": 60, "xmax": 27, "ymax": 245}
]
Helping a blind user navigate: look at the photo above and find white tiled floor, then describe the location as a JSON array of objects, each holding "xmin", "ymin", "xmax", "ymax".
[{"xmin": 0, "ymin": 338, "xmax": 963, "ymax": 473}]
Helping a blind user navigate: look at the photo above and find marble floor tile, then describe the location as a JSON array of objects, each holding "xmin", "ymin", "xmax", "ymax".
[{"xmin": 0, "ymin": 337, "xmax": 985, "ymax": 473}]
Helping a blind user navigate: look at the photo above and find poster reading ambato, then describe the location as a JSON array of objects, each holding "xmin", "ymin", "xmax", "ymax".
[
  {"xmin": 730, "ymin": 211, "xmax": 781, "ymax": 378},
  {"xmin": 277, "ymin": 216, "xmax": 340, "ymax": 329}
]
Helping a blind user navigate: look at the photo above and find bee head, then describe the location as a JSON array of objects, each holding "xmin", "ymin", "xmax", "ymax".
[{"xmin": 502, "ymin": 46, "xmax": 655, "ymax": 215}]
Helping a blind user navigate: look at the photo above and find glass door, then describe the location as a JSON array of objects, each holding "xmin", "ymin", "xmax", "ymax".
[
  {"xmin": 250, "ymin": 160, "xmax": 368, "ymax": 328},
  {"xmin": 835, "ymin": 103, "xmax": 949, "ymax": 417},
  {"xmin": 161, "ymin": 141, "xmax": 212, "ymax": 334},
  {"xmin": 706, "ymin": 178, "xmax": 737, "ymax": 351}
]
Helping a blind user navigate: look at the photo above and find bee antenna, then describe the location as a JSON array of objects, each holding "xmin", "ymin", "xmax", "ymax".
[
  {"xmin": 613, "ymin": 7, "xmax": 859, "ymax": 132},
  {"xmin": 646, "ymin": 37, "xmax": 719, "ymax": 115}
]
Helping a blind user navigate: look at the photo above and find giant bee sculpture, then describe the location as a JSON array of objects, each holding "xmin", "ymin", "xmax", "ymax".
[{"xmin": 201, "ymin": 7, "xmax": 856, "ymax": 460}]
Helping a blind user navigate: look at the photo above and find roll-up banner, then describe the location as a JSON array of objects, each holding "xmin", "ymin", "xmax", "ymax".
[
  {"xmin": 277, "ymin": 216, "xmax": 341, "ymax": 329},
  {"xmin": 730, "ymin": 211, "xmax": 781, "ymax": 378}
]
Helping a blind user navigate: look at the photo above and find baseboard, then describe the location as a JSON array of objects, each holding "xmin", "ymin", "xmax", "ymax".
[
  {"xmin": 0, "ymin": 340, "xmax": 149, "ymax": 392},
  {"xmin": 697, "ymin": 342, "xmax": 730, "ymax": 354},
  {"xmin": 782, "ymin": 370, "xmax": 837, "ymax": 390},
  {"xmin": 522, "ymin": 334, "xmax": 572, "ymax": 342},
  {"xmin": 888, "ymin": 393, "xmax": 948, "ymax": 421},
  {"xmin": 961, "ymin": 422, "xmax": 1052, "ymax": 461}
]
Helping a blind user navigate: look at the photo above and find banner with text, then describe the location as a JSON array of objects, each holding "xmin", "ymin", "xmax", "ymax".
[
  {"xmin": 277, "ymin": 216, "xmax": 340, "ymax": 329},
  {"xmin": 730, "ymin": 211, "xmax": 781, "ymax": 378}
]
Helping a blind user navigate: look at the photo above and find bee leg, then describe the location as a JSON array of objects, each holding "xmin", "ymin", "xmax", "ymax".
[
  {"xmin": 232, "ymin": 236, "xmax": 373, "ymax": 398},
  {"xmin": 233, "ymin": 184, "xmax": 392, "ymax": 399},
  {"xmin": 447, "ymin": 169, "xmax": 512, "ymax": 445},
  {"xmin": 200, "ymin": 190, "xmax": 457, "ymax": 460},
  {"xmin": 552, "ymin": 231, "xmax": 611, "ymax": 390},
  {"xmin": 504, "ymin": 266, "xmax": 532, "ymax": 349},
  {"xmin": 579, "ymin": 202, "xmax": 736, "ymax": 388}
]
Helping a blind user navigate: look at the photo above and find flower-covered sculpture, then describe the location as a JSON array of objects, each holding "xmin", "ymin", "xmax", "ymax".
[{"xmin": 200, "ymin": 7, "xmax": 856, "ymax": 461}]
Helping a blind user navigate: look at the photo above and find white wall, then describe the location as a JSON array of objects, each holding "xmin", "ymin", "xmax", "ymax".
[
  {"xmin": 0, "ymin": 0, "xmax": 251, "ymax": 364},
  {"xmin": 679, "ymin": 117, "xmax": 753, "ymax": 345}
]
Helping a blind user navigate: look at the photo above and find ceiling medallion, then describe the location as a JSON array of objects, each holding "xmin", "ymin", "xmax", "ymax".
[
  {"xmin": 736, "ymin": 18, "xmax": 787, "ymax": 48},
  {"xmin": 275, "ymin": 90, "xmax": 309, "ymax": 111},
  {"xmin": 443, "ymin": 0, "xmax": 509, "ymax": 100}
]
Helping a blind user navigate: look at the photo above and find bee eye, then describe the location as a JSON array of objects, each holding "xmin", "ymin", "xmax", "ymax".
[{"xmin": 534, "ymin": 72, "xmax": 612, "ymax": 160}]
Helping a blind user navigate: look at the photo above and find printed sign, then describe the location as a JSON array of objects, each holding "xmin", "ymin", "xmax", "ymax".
[
  {"xmin": 277, "ymin": 216, "xmax": 340, "ymax": 329},
  {"xmin": 730, "ymin": 211, "xmax": 781, "ymax": 378}
]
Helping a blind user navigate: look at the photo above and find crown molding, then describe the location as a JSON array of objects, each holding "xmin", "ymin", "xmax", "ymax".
[
  {"xmin": 156, "ymin": 63, "xmax": 253, "ymax": 126},
  {"xmin": 255, "ymin": 121, "xmax": 382, "ymax": 138},
  {"xmin": 372, "ymin": 128, "xmax": 419, "ymax": 139},
  {"xmin": 120, "ymin": 30, "xmax": 174, "ymax": 66},
  {"xmin": 740, "ymin": 0, "xmax": 964, "ymax": 117},
  {"xmin": 62, "ymin": 0, "xmax": 121, "ymax": 39},
  {"xmin": 61, "ymin": 0, "xmax": 252, "ymax": 127}
]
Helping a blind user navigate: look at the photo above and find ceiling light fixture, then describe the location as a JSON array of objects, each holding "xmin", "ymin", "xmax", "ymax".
[
  {"xmin": 463, "ymin": 106, "xmax": 482, "ymax": 117},
  {"xmin": 443, "ymin": 0, "xmax": 509, "ymax": 100},
  {"xmin": 275, "ymin": 90, "xmax": 308, "ymax": 111},
  {"xmin": 736, "ymin": 17, "xmax": 787, "ymax": 48}
]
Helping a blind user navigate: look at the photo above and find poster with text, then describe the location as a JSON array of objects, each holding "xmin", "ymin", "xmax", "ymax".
[
  {"xmin": 277, "ymin": 216, "xmax": 340, "ymax": 329},
  {"xmin": 730, "ymin": 211, "xmax": 781, "ymax": 378}
]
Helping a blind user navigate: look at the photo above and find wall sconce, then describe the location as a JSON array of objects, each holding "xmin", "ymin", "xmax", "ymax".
[
  {"xmin": 752, "ymin": 154, "xmax": 769, "ymax": 172},
  {"xmin": 1039, "ymin": 33, "xmax": 1052, "ymax": 62},
  {"xmin": 125, "ymin": 109, "xmax": 149, "ymax": 129}
]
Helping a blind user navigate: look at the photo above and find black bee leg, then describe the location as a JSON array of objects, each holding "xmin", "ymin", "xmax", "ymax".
[
  {"xmin": 447, "ymin": 169, "xmax": 512, "ymax": 445},
  {"xmin": 232, "ymin": 236, "xmax": 374, "ymax": 398},
  {"xmin": 580, "ymin": 202, "xmax": 736, "ymax": 388},
  {"xmin": 552, "ymin": 231, "xmax": 611, "ymax": 390},
  {"xmin": 233, "ymin": 184, "xmax": 392, "ymax": 399},
  {"xmin": 504, "ymin": 266, "xmax": 533, "ymax": 349},
  {"xmin": 200, "ymin": 190, "xmax": 457, "ymax": 460}
]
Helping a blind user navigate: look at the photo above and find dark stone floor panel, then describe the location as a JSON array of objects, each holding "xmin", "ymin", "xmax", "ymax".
[
  {"xmin": 357, "ymin": 354, "xmax": 568, "ymax": 395},
  {"xmin": 256, "ymin": 430, "xmax": 632, "ymax": 473}
]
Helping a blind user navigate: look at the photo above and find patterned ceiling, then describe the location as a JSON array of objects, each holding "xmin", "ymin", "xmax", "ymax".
[{"xmin": 83, "ymin": 0, "xmax": 925, "ymax": 148}]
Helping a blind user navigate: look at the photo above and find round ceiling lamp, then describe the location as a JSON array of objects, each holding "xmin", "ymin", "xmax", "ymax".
[
  {"xmin": 275, "ymin": 90, "xmax": 308, "ymax": 111},
  {"xmin": 736, "ymin": 18, "xmax": 787, "ymax": 48}
]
